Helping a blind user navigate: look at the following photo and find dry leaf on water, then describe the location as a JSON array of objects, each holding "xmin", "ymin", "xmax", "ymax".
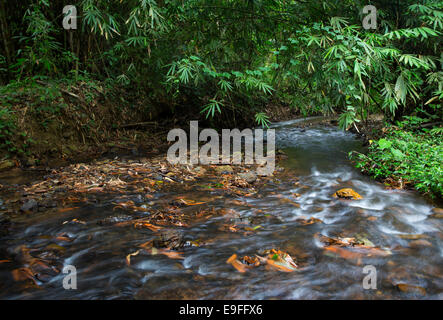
[
  {"xmin": 159, "ymin": 250, "xmax": 184, "ymax": 260},
  {"xmin": 126, "ymin": 250, "xmax": 140, "ymax": 266},
  {"xmin": 58, "ymin": 207, "xmax": 80, "ymax": 213},
  {"xmin": 396, "ymin": 283, "xmax": 426, "ymax": 296},
  {"xmin": 11, "ymin": 268, "xmax": 38, "ymax": 285},
  {"xmin": 226, "ymin": 254, "xmax": 248, "ymax": 273},
  {"xmin": 134, "ymin": 222, "xmax": 163, "ymax": 232}
]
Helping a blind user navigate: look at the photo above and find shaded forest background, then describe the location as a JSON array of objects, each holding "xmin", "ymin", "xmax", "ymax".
[{"xmin": 0, "ymin": 1, "xmax": 441, "ymax": 172}]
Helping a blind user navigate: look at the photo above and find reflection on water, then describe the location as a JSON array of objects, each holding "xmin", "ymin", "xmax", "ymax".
[{"xmin": 0, "ymin": 121, "xmax": 441, "ymax": 299}]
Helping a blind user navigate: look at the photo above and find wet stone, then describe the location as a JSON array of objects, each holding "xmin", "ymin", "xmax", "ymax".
[
  {"xmin": 332, "ymin": 188, "xmax": 363, "ymax": 200},
  {"xmin": 0, "ymin": 160, "xmax": 15, "ymax": 171},
  {"xmin": 154, "ymin": 230, "xmax": 185, "ymax": 250},
  {"xmin": 430, "ymin": 208, "xmax": 443, "ymax": 219},
  {"xmin": 215, "ymin": 165, "xmax": 234, "ymax": 174},
  {"xmin": 97, "ymin": 214, "xmax": 133, "ymax": 225},
  {"xmin": 20, "ymin": 199, "xmax": 38, "ymax": 212},
  {"xmin": 409, "ymin": 240, "xmax": 432, "ymax": 248},
  {"xmin": 194, "ymin": 166, "xmax": 207, "ymax": 175},
  {"xmin": 41, "ymin": 200, "xmax": 57, "ymax": 208},
  {"xmin": 238, "ymin": 171, "xmax": 257, "ymax": 184},
  {"xmin": 152, "ymin": 174, "xmax": 163, "ymax": 181},
  {"xmin": 431, "ymin": 207, "xmax": 443, "ymax": 214}
]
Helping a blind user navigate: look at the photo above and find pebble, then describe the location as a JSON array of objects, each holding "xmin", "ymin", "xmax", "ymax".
[
  {"xmin": 238, "ymin": 171, "xmax": 257, "ymax": 183},
  {"xmin": 20, "ymin": 199, "xmax": 38, "ymax": 212}
]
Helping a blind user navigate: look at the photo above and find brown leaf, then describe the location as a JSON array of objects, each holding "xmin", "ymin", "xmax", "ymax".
[
  {"xmin": 397, "ymin": 283, "xmax": 426, "ymax": 296},
  {"xmin": 226, "ymin": 254, "xmax": 248, "ymax": 273},
  {"xmin": 126, "ymin": 250, "xmax": 140, "ymax": 266},
  {"xmin": 243, "ymin": 256, "xmax": 260, "ymax": 267},
  {"xmin": 58, "ymin": 207, "xmax": 80, "ymax": 213},
  {"xmin": 12, "ymin": 268, "xmax": 38, "ymax": 285},
  {"xmin": 134, "ymin": 222, "xmax": 163, "ymax": 232},
  {"xmin": 296, "ymin": 217, "xmax": 322, "ymax": 225},
  {"xmin": 324, "ymin": 246, "xmax": 364, "ymax": 260},
  {"xmin": 159, "ymin": 250, "xmax": 184, "ymax": 260}
]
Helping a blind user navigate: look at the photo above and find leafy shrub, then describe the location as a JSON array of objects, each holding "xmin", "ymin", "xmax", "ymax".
[
  {"xmin": 0, "ymin": 107, "xmax": 17, "ymax": 154},
  {"xmin": 351, "ymin": 124, "xmax": 443, "ymax": 198}
]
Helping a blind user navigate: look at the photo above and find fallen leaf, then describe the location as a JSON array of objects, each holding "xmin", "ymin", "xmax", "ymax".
[
  {"xmin": 226, "ymin": 254, "xmax": 247, "ymax": 273},
  {"xmin": 126, "ymin": 250, "xmax": 140, "ymax": 266},
  {"xmin": 134, "ymin": 222, "xmax": 162, "ymax": 232},
  {"xmin": 160, "ymin": 250, "xmax": 184, "ymax": 260},
  {"xmin": 397, "ymin": 283, "xmax": 426, "ymax": 296},
  {"xmin": 296, "ymin": 217, "xmax": 322, "ymax": 225},
  {"xmin": 58, "ymin": 207, "xmax": 79, "ymax": 213},
  {"xmin": 243, "ymin": 256, "xmax": 260, "ymax": 267},
  {"xmin": 12, "ymin": 268, "xmax": 38, "ymax": 285},
  {"xmin": 266, "ymin": 258, "xmax": 297, "ymax": 272}
]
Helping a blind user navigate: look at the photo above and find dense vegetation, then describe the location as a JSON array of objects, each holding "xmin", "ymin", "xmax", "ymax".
[
  {"xmin": 352, "ymin": 119, "xmax": 442, "ymax": 198},
  {"xmin": 0, "ymin": 0, "xmax": 442, "ymax": 197}
]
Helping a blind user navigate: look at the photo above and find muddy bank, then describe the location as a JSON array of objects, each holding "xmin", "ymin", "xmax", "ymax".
[
  {"xmin": 1, "ymin": 80, "xmax": 303, "ymax": 172},
  {"xmin": 0, "ymin": 80, "xmax": 176, "ymax": 170}
]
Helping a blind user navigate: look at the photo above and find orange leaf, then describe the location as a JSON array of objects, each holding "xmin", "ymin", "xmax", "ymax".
[
  {"xmin": 58, "ymin": 207, "xmax": 79, "ymax": 213},
  {"xmin": 226, "ymin": 254, "xmax": 247, "ymax": 273},
  {"xmin": 12, "ymin": 268, "xmax": 38, "ymax": 285},
  {"xmin": 397, "ymin": 283, "xmax": 426, "ymax": 296},
  {"xmin": 324, "ymin": 246, "xmax": 363, "ymax": 260},
  {"xmin": 160, "ymin": 250, "xmax": 184, "ymax": 260},
  {"xmin": 56, "ymin": 236, "xmax": 72, "ymax": 242},
  {"xmin": 134, "ymin": 222, "xmax": 162, "ymax": 232},
  {"xmin": 126, "ymin": 250, "xmax": 140, "ymax": 266},
  {"xmin": 139, "ymin": 240, "xmax": 154, "ymax": 249},
  {"xmin": 266, "ymin": 259, "xmax": 296, "ymax": 272},
  {"xmin": 226, "ymin": 254, "xmax": 238, "ymax": 264}
]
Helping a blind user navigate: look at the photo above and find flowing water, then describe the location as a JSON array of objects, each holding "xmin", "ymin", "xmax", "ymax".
[{"xmin": 0, "ymin": 118, "xmax": 441, "ymax": 299}]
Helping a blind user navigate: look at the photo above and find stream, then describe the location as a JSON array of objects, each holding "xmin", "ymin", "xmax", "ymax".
[{"xmin": 0, "ymin": 118, "xmax": 441, "ymax": 299}]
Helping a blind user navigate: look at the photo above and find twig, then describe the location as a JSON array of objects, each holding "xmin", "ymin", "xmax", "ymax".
[{"xmin": 118, "ymin": 122, "xmax": 159, "ymax": 129}]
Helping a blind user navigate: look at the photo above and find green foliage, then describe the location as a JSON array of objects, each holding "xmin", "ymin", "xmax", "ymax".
[
  {"xmin": 351, "ymin": 123, "xmax": 443, "ymax": 198},
  {"xmin": 0, "ymin": 107, "xmax": 17, "ymax": 153},
  {"xmin": 0, "ymin": 0, "xmax": 441, "ymax": 129},
  {"xmin": 201, "ymin": 99, "xmax": 222, "ymax": 119},
  {"xmin": 254, "ymin": 112, "xmax": 270, "ymax": 128}
]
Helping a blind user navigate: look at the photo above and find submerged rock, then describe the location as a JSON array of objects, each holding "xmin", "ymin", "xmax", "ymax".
[
  {"xmin": 215, "ymin": 165, "xmax": 234, "ymax": 174},
  {"xmin": 154, "ymin": 230, "xmax": 185, "ymax": 250},
  {"xmin": 409, "ymin": 239, "xmax": 432, "ymax": 248},
  {"xmin": 97, "ymin": 214, "xmax": 133, "ymax": 225},
  {"xmin": 396, "ymin": 283, "xmax": 426, "ymax": 296},
  {"xmin": 0, "ymin": 160, "xmax": 15, "ymax": 171},
  {"xmin": 20, "ymin": 199, "xmax": 38, "ymax": 212},
  {"xmin": 194, "ymin": 166, "xmax": 207, "ymax": 175},
  {"xmin": 332, "ymin": 188, "xmax": 363, "ymax": 200},
  {"xmin": 431, "ymin": 207, "xmax": 443, "ymax": 213},
  {"xmin": 238, "ymin": 171, "xmax": 257, "ymax": 184}
]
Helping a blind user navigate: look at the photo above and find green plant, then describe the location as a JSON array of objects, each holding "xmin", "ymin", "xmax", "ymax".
[
  {"xmin": 0, "ymin": 107, "xmax": 17, "ymax": 153},
  {"xmin": 351, "ymin": 122, "xmax": 443, "ymax": 198}
]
